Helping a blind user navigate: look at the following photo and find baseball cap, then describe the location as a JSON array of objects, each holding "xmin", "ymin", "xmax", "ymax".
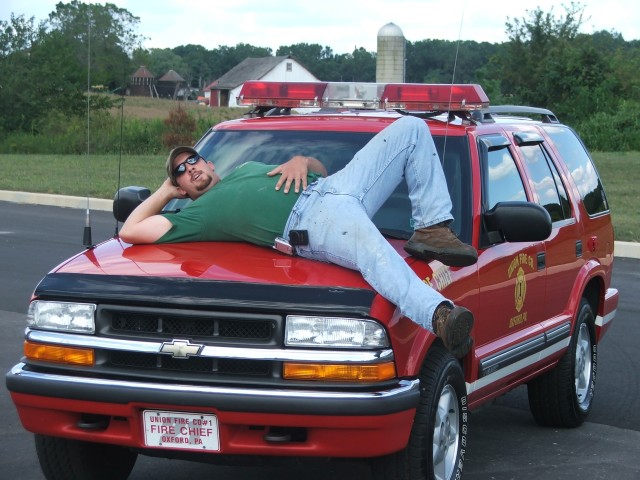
[{"xmin": 166, "ymin": 146, "xmax": 199, "ymax": 185}]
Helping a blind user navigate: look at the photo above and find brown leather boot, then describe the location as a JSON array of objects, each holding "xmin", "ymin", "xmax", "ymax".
[
  {"xmin": 404, "ymin": 222, "xmax": 478, "ymax": 267},
  {"xmin": 432, "ymin": 304, "xmax": 474, "ymax": 358}
]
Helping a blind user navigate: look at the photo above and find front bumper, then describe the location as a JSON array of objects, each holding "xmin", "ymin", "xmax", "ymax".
[{"xmin": 7, "ymin": 363, "xmax": 419, "ymax": 457}]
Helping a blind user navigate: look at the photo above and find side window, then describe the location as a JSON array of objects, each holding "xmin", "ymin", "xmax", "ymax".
[
  {"xmin": 519, "ymin": 144, "xmax": 571, "ymax": 222},
  {"xmin": 434, "ymin": 136, "xmax": 472, "ymax": 243},
  {"xmin": 479, "ymin": 135, "xmax": 527, "ymax": 210},
  {"xmin": 543, "ymin": 125, "xmax": 609, "ymax": 215}
]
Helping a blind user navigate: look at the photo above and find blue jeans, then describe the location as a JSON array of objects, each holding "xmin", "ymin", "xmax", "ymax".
[{"xmin": 283, "ymin": 116, "xmax": 454, "ymax": 332}]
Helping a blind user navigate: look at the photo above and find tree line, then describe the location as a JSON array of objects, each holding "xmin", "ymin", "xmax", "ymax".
[{"xmin": 1, "ymin": 0, "xmax": 639, "ymax": 150}]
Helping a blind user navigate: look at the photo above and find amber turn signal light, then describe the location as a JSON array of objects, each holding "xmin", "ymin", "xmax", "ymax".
[
  {"xmin": 283, "ymin": 362, "xmax": 396, "ymax": 382},
  {"xmin": 24, "ymin": 341, "xmax": 94, "ymax": 366}
]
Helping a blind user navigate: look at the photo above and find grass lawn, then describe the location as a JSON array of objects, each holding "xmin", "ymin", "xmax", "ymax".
[
  {"xmin": 593, "ymin": 151, "xmax": 640, "ymax": 243},
  {"xmin": 1, "ymin": 151, "xmax": 637, "ymax": 242},
  {"xmin": 0, "ymin": 153, "xmax": 168, "ymax": 200}
]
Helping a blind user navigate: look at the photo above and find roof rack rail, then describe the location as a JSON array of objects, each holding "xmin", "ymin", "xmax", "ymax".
[
  {"xmin": 245, "ymin": 106, "xmax": 292, "ymax": 118},
  {"xmin": 402, "ymin": 109, "xmax": 495, "ymax": 125},
  {"xmin": 489, "ymin": 105, "xmax": 559, "ymax": 124}
]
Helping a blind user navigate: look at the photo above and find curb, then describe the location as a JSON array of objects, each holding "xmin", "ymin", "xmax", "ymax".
[
  {"xmin": 613, "ymin": 241, "xmax": 640, "ymax": 260},
  {"xmin": 0, "ymin": 190, "xmax": 113, "ymax": 212},
  {"xmin": 1, "ymin": 190, "xmax": 638, "ymax": 259}
]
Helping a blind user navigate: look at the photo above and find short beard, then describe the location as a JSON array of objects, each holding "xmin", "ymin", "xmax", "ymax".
[
  {"xmin": 194, "ymin": 174, "xmax": 213, "ymax": 192},
  {"xmin": 186, "ymin": 172, "xmax": 215, "ymax": 200}
]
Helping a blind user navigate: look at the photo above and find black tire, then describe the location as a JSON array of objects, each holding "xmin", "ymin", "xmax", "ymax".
[
  {"xmin": 35, "ymin": 434, "xmax": 138, "ymax": 480},
  {"xmin": 527, "ymin": 298, "xmax": 597, "ymax": 427},
  {"xmin": 372, "ymin": 344, "xmax": 468, "ymax": 480}
]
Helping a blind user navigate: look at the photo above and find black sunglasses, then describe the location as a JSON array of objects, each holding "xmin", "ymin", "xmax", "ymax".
[{"xmin": 173, "ymin": 154, "xmax": 203, "ymax": 178}]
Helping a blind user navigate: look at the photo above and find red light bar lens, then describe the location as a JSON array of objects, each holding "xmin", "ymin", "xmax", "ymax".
[
  {"xmin": 238, "ymin": 81, "xmax": 490, "ymax": 112},
  {"xmin": 382, "ymin": 84, "xmax": 489, "ymax": 110},
  {"xmin": 239, "ymin": 81, "xmax": 328, "ymax": 107}
]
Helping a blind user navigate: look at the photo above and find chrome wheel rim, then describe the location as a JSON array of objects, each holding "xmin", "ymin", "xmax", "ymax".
[
  {"xmin": 574, "ymin": 322, "xmax": 593, "ymax": 411},
  {"xmin": 433, "ymin": 384, "xmax": 460, "ymax": 480}
]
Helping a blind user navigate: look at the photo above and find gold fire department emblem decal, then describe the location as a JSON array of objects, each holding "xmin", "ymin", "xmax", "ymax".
[
  {"xmin": 514, "ymin": 267, "xmax": 527, "ymax": 312},
  {"xmin": 507, "ymin": 253, "xmax": 534, "ymax": 328}
]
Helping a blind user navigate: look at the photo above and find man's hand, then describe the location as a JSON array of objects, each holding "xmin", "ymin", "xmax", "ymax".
[
  {"xmin": 267, "ymin": 155, "xmax": 327, "ymax": 193},
  {"xmin": 159, "ymin": 177, "xmax": 189, "ymax": 199}
]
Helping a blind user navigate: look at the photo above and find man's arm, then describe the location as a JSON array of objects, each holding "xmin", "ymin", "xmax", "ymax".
[
  {"xmin": 267, "ymin": 155, "xmax": 327, "ymax": 193},
  {"xmin": 119, "ymin": 179, "xmax": 181, "ymax": 244}
]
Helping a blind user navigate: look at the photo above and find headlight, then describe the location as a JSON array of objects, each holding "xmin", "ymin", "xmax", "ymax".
[
  {"xmin": 27, "ymin": 301, "xmax": 96, "ymax": 333},
  {"xmin": 285, "ymin": 315, "xmax": 389, "ymax": 348}
]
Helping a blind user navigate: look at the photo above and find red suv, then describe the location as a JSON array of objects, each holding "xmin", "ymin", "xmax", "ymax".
[{"xmin": 6, "ymin": 81, "xmax": 619, "ymax": 480}]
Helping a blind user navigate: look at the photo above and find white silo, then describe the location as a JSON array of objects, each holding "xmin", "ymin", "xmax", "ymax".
[{"xmin": 376, "ymin": 22, "xmax": 406, "ymax": 83}]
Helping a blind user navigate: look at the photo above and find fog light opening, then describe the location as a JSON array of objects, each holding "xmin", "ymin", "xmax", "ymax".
[
  {"xmin": 264, "ymin": 427, "xmax": 307, "ymax": 443},
  {"xmin": 77, "ymin": 414, "xmax": 110, "ymax": 431}
]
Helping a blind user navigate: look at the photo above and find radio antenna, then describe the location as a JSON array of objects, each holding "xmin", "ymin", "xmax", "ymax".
[
  {"xmin": 83, "ymin": 4, "xmax": 93, "ymax": 248},
  {"xmin": 449, "ymin": 0, "xmax": 466, "ymax": 89},
  {"xmin": 441, "ymin": 0, "xmax": 467, "ymax": 161},
  {"xmin": 114, "ymin": 95, "xmax": 125, "ymax": 237}
]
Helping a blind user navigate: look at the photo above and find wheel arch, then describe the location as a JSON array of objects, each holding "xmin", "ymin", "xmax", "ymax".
[
  {"xmin": 389, "ymin": 324, "xmax": 440, "ymax": 378},
  {"xmin": 582, "ymin": 276, "xmax": 602, "ymax": 320},
  {"xmin": 567, "ymin": 259, "xmax": 605, "ymax": 334}
]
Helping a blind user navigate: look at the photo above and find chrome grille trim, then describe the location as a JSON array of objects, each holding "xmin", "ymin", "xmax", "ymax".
[{"xmin": 26, "ymin": 329, "xmax": 394, "ymax": 363}]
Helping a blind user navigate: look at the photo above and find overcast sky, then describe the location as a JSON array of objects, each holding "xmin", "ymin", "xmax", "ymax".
[{"xmin": 2, "ymin": 0, "xmax": 638, "ymax": 54}]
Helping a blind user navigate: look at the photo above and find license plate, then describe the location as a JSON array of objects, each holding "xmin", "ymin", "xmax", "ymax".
[{"xmin": 143, "ymin": 410, "xmax": 220, "ymax": 451}]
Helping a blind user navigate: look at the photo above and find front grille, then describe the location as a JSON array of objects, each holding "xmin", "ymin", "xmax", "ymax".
[
  {"xmin": 110, "ymin": 311, "xmax": 274, "ymax": 340},
  {"xmin": 110, "ymin": 351, "xmax": 272, "ymax": 376},
  {"xmin": 95, "ymin": 306, "xmax": 282, "ymax": 382}
]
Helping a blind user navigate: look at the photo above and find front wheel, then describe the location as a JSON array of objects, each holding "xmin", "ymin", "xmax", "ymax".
[
  {"xmin": 35, "ymin": 434, "xmax": 138, "ymax": 480},
  {"xmin": 527, "ymin": 298, "xmax": 597, "ymax": 427},
  {"xmin": 372, "ymin": 344, "xmax": 468, "ymax": 480}
]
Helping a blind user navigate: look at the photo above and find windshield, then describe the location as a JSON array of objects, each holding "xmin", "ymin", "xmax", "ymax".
[{"xmin": 166, "ymin": 128, "xmax": 471, "ymax": 242}]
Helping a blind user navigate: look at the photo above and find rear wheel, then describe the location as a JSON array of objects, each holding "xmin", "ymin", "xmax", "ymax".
[
  {"xmin": 527, "ymin": 298, "xmax": 597, "ymax": 427},
  {"xmin": 372, "ymin": 344, "xmax": 467, "ymax": 480},
  {"xmin": 35, "ymin": 434, "xmax": 138, "ymax": 480}
]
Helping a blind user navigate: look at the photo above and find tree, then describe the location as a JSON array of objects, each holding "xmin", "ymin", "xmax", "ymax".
[
  {"xmin": 0, "ymin": 14, "xmax": 90, "ymax": 132},
  {"xmin": 203, "ymin": 43, "xmax": 273, "ymax": 83},
  {"xmin": 0, "ymin": 13, "xmax": 44, "ymax": 57},
  {"xmin": 606, "ymin": 33, "xmax": 640, "ymax": 103},
  {"xmin": 0, "ymin": 2, "xmax": 144, "ymax": 134},
  {"xmin": 0, "ymin": 14, "xmax": 48, "ymax": 132},
  {"xmin": 493, "ymin": 2, "xmax": 587, "ymax": 105},
  {"xmin": 46, "ymin": 0, "xmax": 143, "ymax": 90},
  {"xmin": 347, "ymin": 47, "xmax": 376, "ymax": 82},
  {"xmin": 276, "ymin": 43, "xmax": 334, "ymax": 64},
  {"xmin": 543, "ymin": 33, "xmax": 620, "ymax": 119},
  {"xmin": 172, "ymin": 44, "xmax": 210, "ymax": 89}
]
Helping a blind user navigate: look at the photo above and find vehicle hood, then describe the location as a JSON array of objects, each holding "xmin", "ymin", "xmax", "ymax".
[{"xmin": 53, "ymin": 237, "xmax": 373, "ymax": 290}]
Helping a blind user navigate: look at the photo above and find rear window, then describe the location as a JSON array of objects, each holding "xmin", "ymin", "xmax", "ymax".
[
  {"xmin": 519, "ymin": 144, "xmax": 572, "ymax": 222},
  {"xmin": 170, "ymin": 128, "xmax": 472, "ymax": 242},
  {"xmin": 543, "ymin": 125, "xmax": 609, "ymax": 216}
]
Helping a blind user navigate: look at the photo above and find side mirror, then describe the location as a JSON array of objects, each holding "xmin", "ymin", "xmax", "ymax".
[
  {"xmin": 113, "ymin": 186, "xmax": 150, "ymax": 223},
  {"xmin": 483, "ymin": 201, "xmax": 552, "ymax": 243}
]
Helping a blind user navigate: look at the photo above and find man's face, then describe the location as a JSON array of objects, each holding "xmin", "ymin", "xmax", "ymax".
[{"xmin": 172, "ymin": 152, "xmax": 220, "ymax": 199}]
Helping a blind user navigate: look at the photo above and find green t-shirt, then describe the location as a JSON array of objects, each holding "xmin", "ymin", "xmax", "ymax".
[{"xmin": 157, "ymin": 161, "xmax": 321, "ymax": 247}]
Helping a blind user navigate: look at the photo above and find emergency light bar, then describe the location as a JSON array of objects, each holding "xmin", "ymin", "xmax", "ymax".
[
  {"xmin": 382, "ymin": 83, "xmax": 489, "ymax": 111},
  {"xmin": 322, "ymin": 82, "xmax": 386, "ymax": 109},
  {"xmin": 238, "ymin": 81, "xmax": 490, "ymax": 112},
  {"xmin": 238, "ymin": 81, "xmax": 328, "ymax": 107}
]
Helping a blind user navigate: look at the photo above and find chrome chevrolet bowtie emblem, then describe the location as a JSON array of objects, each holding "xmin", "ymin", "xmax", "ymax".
[{"xmin": 159, "ymin": 339, "xmax": 203, "ymax": 359}]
